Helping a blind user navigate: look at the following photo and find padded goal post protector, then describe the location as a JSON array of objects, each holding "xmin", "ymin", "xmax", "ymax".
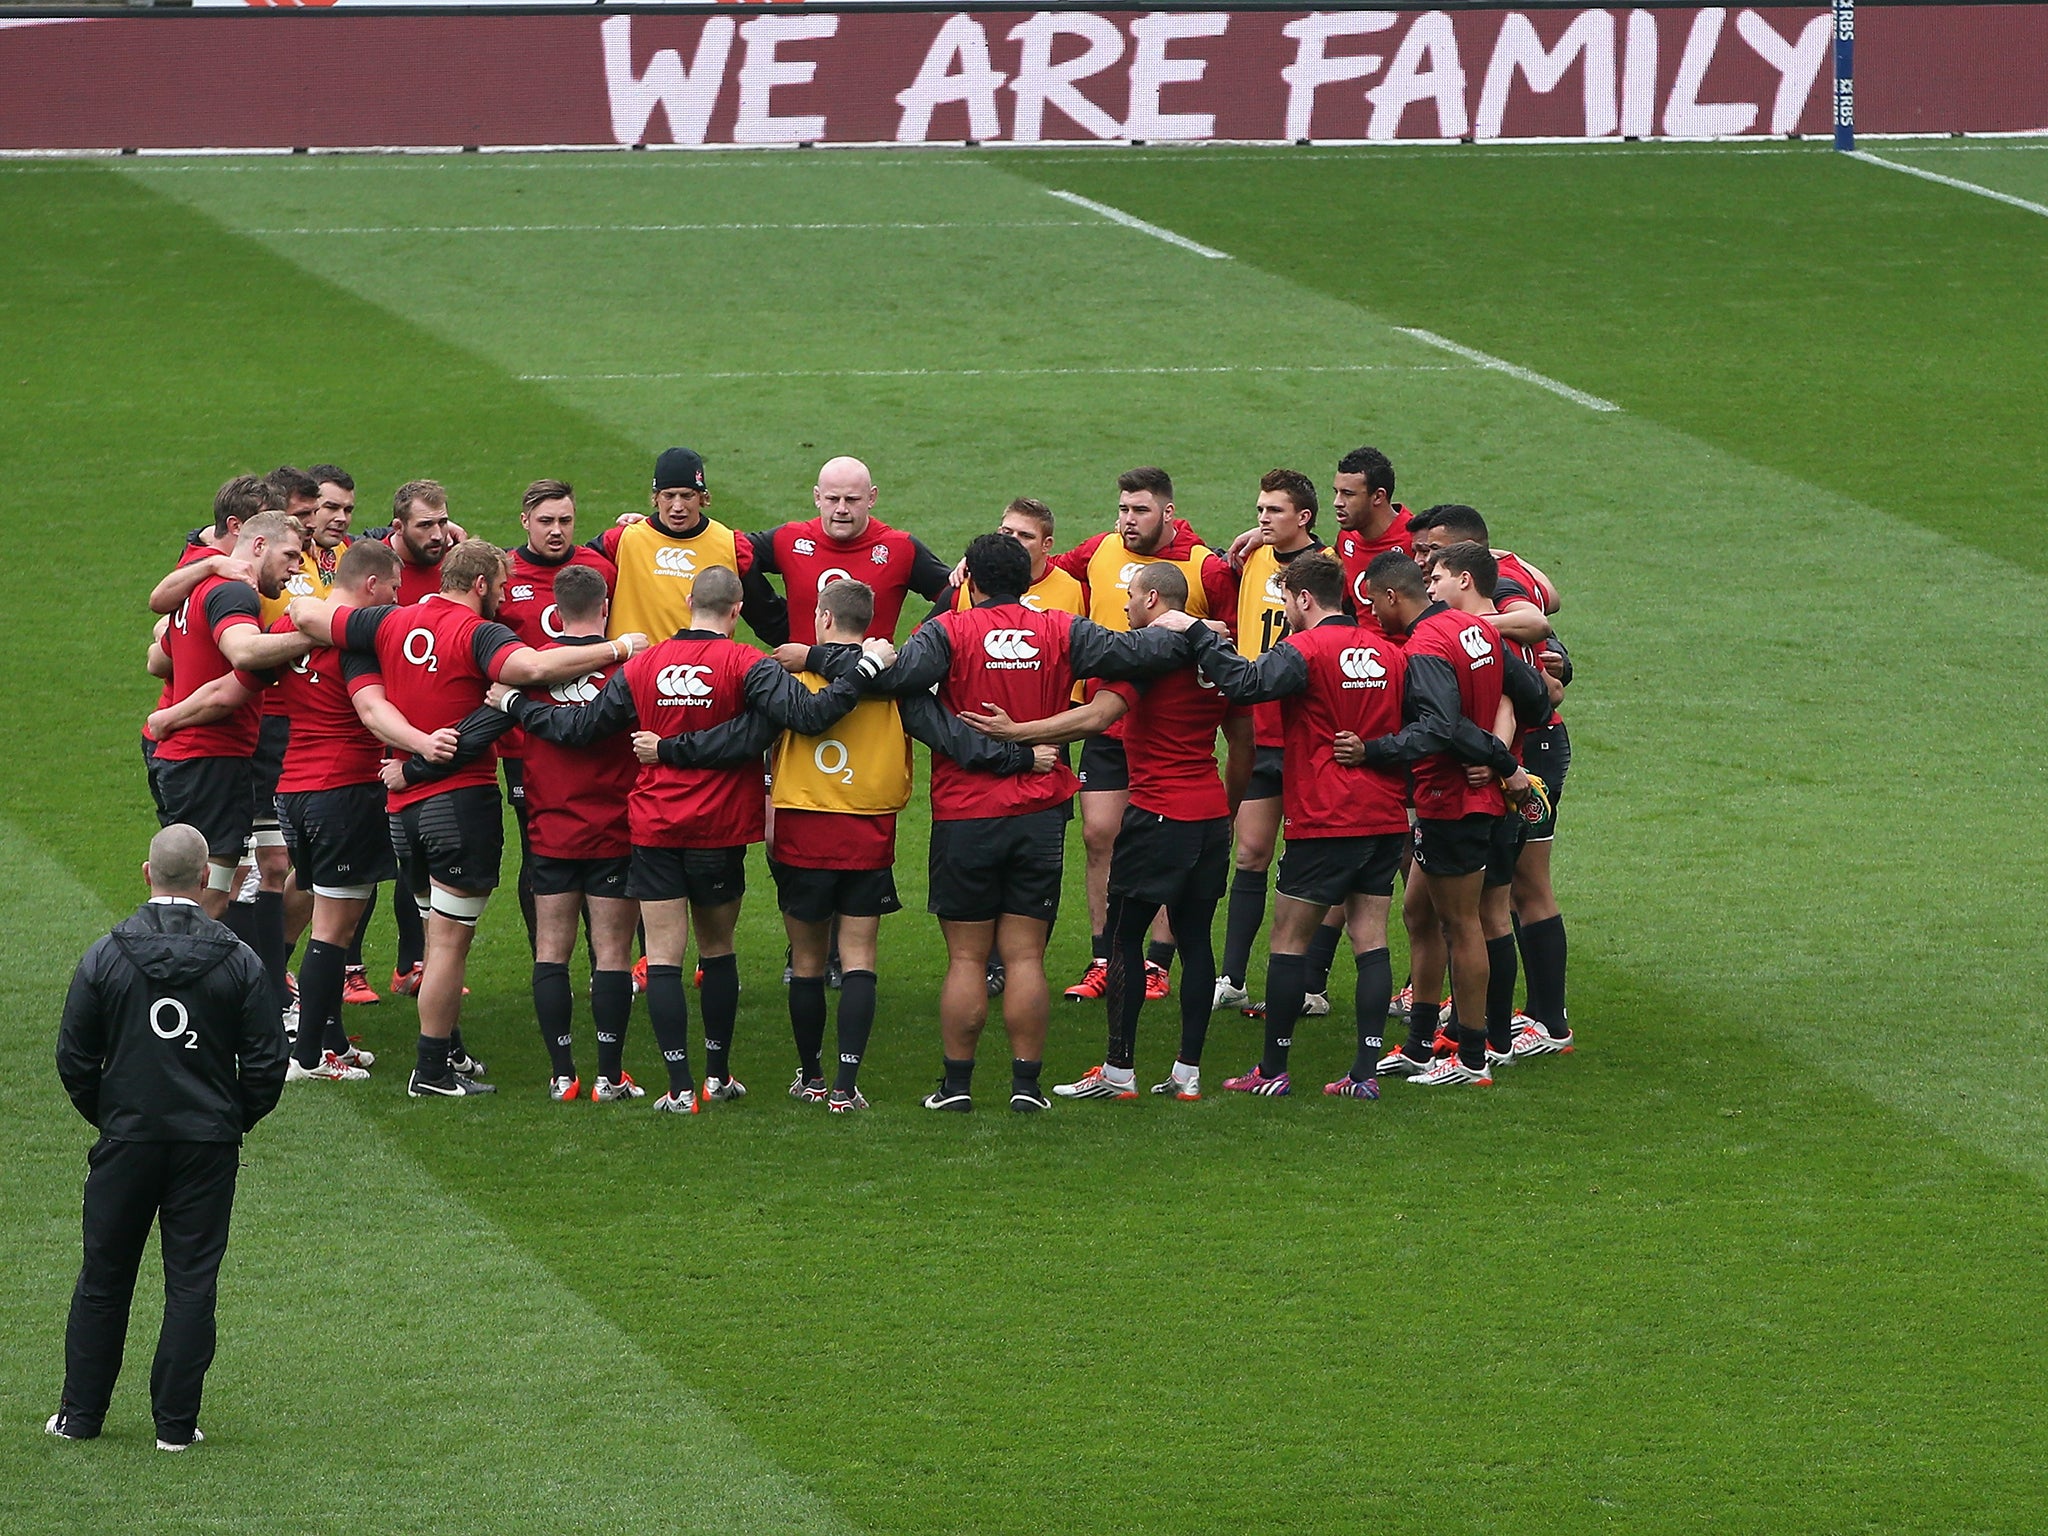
[{"xmin": 1, "ymin": 5, "xmax": 2043, "ymax": 152}]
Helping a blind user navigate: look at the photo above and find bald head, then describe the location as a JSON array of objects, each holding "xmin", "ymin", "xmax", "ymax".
[
  {"xmin": 147, "ymin": 824, "xmax": 211, "ymax": 895},
  {"xmin": 814, "ymin": 456, "xmax": 878, "ymax": 543}
]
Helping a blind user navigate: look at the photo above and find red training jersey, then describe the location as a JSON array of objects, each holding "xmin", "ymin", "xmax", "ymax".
[
  {"xmin": 1335, "ymin": 506, "xmax": 1414, "ymax": 615},
  {"xmin": 1102, "ymin": 669, "xmax": 1241, "ymax": 822},
  {"xmin": 268, "ymin": 618, "xmax": 385, "ymax": 793},
  {"xmin": 928, "ymin": 603, "xmax": 1083, "ymax": 821},
  {"xmin": 1403, "ymin": 607, "xmax": 1509, "ymax": 821},
  {"xmin": 496, "ymin": 546, "xmax": 618, "ymax": 763},
  {"xmin": 773, "ymin": 808, "xmax": 896, "ymax": 872},
  {"xmin": 336, "ymin": 596, "xmax": 523, "ymax": 811},
  {"xmin": 156, "ymin": 575, "xmax": 264, "ymax": 762},
  {"xmin": 622, "ymin": 633, "xmax": 767, "ymax": 849},
  {"xmin": 1272, "ymin": 618, "xmax": 1409, "ymax": 839},
  {"xmin": 511, "ymin": 633, "xmax": 635, "ymax": 860},
  {"xmin": 762, "ymin": 516, "xmax": 945, "ymax": 645},
  {"xmin": 395, "ymin": 550, "xmax": 442, "ymax": 607}
]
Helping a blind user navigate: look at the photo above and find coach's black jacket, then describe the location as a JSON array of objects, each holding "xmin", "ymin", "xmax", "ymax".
[{"xmin": 57, "ymin": 900, "xmax": 287, "ymax": 1142}]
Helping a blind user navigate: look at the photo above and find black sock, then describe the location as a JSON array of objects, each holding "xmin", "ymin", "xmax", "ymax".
[
  {"xmin": 943, "ymin": 1055, "xmax": 974, "ymax": 1098},
  {"xmin": 1517, "ymin": 913, "xmax": 1568, "ymax": 1032},
  {"xmin": 1145, "ymin": 940, "xmax": 1176, "ymax": 972},
  {"xmin": 415, "ymin": 1032, "xmax": 451, "ymax": 1082},
  {"xmin": 789, "ymin": 976, "xmax": 827, "ymax": 1083},
  {"xmin": 1303, "ymin": 922, "xmax": 1340, "ymax": 996},
  {"xmin": 532, "ymin": 961, "xmax": 576, "ymax": 1078},
  {"xmin": 699, "ymin": 953, "xmax": 739, "ymax": 1082},
  {"xmin": 296, "ymin": 938, "xmax": 347, "ymax": 1069},
  {"xmin": 1091, "ymin": 931, "xmax": 1108, "ymax": 964},
  {"xmin": 1011, "ymin": 1057, "xmax": 1042, "ymax": 1097},
  {"xmin": 1262, "ymin": 952, "xmax": 1306, "ymax": 1077},
  {"xmin": 1351, "ymin": 947, "xmax": 1392, "ymax": 1081},
  {"xmin": 448, "ymin": 1025, "xmax": 467, "ymax": 1061},
  {"xmin": 220, "ymin": 900, "xmax": 258, "ymax": 950},
  {"xmin": 250, "ymin": 892, "xmax": 290, "ymax": 1017},
  {"xmin": 1220, "ymin": 867, "xmax": 1266, "ymax": 987},
  {"xmin": 1104, "ymin": 894, "xmax": 1150, "ymax": 1072},
  {"xmin": 1406, "ymin": 997, "xmax": 1440, "ymax": 1058},
  {"xmin": 591, "ymin": 969, "xmax": 632, "ymax": 1081},
  {"xmin": 346, "ymin": 887, "xmax": 377, "ymax": 968},
  {"xmin": 393, "ymin": 886, "xmax": 425, "ymax": 973},
  {"xmin": 1457, "ymin": 1022, "xmax": 1488, "ymax": 1072},
  {"xmin": 1170, "ymin": 897, "xmax": 1218, "ymax": 1070},
  {"xmin": 1485, "ymin": 934, "xmax": 1519, "ymax": 1055},
  {"xmin": 645, "ymin": 964, "xmax": 694, "ymax": 1095},
  {"xmin": 835, "ymin": 970, "xmax": 877, "ymax": 1092}
]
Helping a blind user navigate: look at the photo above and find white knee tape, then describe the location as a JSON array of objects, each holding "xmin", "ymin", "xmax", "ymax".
[
  {"xmin": 205, "ymin": 861, "xmax": 238, "ymax": 893},
  {"xmin": 313, "ymin": 883, "xmax": 377, "ymax": 902},
  {"xmin": 429, "ymin": 889, "xmax": 490, "ymax": 925},
  {"xmin": 250, "ymin": 828, "xmax": 287, "ymax": 849}
]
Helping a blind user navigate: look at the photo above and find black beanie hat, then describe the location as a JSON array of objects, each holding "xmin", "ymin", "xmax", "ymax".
[{"xmin": 652, "ymin": 447, "xmax": 707, "ymax": 494}]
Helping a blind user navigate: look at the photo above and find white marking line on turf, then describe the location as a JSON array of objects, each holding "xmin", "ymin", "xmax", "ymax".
[
  {"xmin": 240, "ymin": 219, "xmax": 1097, "ymax": 234},
  {"xmin": 520, "ymin": 362, "xmax": 1455, "ymax": 383},
  {"xmin": 1043, "ymin": 188, "xmax": 1230, "ymax": 259},
  {"xmin": 1394, "ymin": 327, "xmax": 1620, "ymax": 413},
  {"xmin": 1846, "ymin": 150, "xmax": 2048, "ymax": 219}
]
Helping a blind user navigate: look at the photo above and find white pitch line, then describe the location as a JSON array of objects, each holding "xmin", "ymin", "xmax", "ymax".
[
  {"xmin": 520, "ymin": 362, "xmax": 1454, "ymax": 383},
  {"xmin": 241, "ymin": 219, "xmax": 1095, "ymax": 235},
  {"xmin": 1394, "ymin": 327, "xmax": 1620, "ymax": 413},
  {"xmin": 1846, "ymin": 150, "xmax": 2048, "ymax": 219},
  {"xmin": 1043, "ymin": 188, "xmax": 1230, "ymax": 259}
]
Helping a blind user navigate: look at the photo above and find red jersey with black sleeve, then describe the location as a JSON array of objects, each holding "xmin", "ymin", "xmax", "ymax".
[
  {"xmin": 156, "ymin": 575, "xmax": 265, "ymax": 762},
  {"xmin": 496, "ymin": 546, "xmax": 619, "ymax": 764},
  {"xmin": 1100, "ymin": 670, "xmax": 1241, "ymax": 823},
  {"xmin": 753, "ymin": 517, "xmax": 952, "ymax": 645},
  {"xmin": 1183, "ymin": 618, "xmax": 1408, "ymax": 838},
  {"xmin": 1335, "ymin": 506, "xmax": 1414, "ymax": 615},
  {"xmin": 1493, "ymin": 550, "xmax": 1557, "ymax": 616},
  {"xmin": 144, "ymin": 539, "xmax": 229, "ymax": 745},
  {"xmin": 1401, "ymin": 607, "xmax": 1510, "ymax": 821},
  {"xmin": 269, "ymin": 618, "xmax": 385, "ymax": 793},
  {"xmin": 335, "ymin": 595, "xmax": 523, "ymax": 811},
  {"xmin": 918, "ymin": 603, "xmax": 1081, "ymax": 821},
  {"xmin": 622, "ymin": 634, "xmax": 767, "ymax": 849},
  {"xmin": 506, "ymin": 633, "xmax": 634, "ymax": 860}
]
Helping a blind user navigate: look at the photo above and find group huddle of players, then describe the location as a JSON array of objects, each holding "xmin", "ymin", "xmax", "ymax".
[{"xmin": 139, "ymin": 444, "xmax": 1573, "ymax": 1114}]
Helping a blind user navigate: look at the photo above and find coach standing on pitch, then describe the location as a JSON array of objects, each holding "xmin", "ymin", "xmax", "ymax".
[{"xmin": 47, "ymin": 824, "xmax": 286, "ymax": 1451}]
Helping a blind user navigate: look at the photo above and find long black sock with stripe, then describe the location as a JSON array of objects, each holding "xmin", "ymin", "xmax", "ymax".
[
  {"xmin": 835, "ymin": 970, "xmax": 877, "ymax": 1092},
  {"xmin": 789, "ymin": 976, "xmax": 827, "ymax": 1083},
  {"xmin": 591, "ymin": 969, "xmax": 632, "ymax": 1082},
  {"xmin": 1350, "ymin": 947, "xmax": 1392, "ymax": 1081},
  {"xmin": 532, "ymin": 961, "xmax": 575, "ymax": 1078},
  {"xmin": 645, "ymin": 964, "xmax": 694, "ymax": 1095},
  {"xmin": 699, "ymin": 953, "xmax": 739, "ymax": 1082},
  {"xmin": 1485, "ymin": 935, "xmax": 1519, "ymax": 1056}
]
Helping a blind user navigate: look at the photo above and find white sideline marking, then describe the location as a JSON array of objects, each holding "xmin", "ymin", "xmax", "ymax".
[
  {"xmin": 1043, "ymin": 188, "xmax": 1230, "ymax": 259},
  {"xmin": 521, "ymin": 362, "xmax": 1453, "ymax": 383},
  {"xmin": 1847, "ymin": 150, "xmax": 2048, "ymax": 219},
  {"xmin": 1395, "ymin": 327, "xmax": 1620, "ymax": 413},
  {"xmin": 243, "ymin": 219, "xmax": 1095, "ymax": 235}
]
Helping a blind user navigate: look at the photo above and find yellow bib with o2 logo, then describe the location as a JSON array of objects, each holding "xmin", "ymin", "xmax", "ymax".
[
  {"xmin": 1083, "ymin": 537, "xmax": 1213, "ymax": 631},
  {"xmin": 608, "ymin": 516, "xmax": 739, "ymax": 642},
  {"xmin": 770, "ymin": 675, "xmax": 913, "ymax": 816}
]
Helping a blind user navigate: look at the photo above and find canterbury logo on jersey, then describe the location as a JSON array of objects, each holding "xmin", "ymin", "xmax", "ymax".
[
  {"xmin": 286, "ymin": 571, "xmax": 317, "ymax": 598},
  {"xmin": 983, "ymin": 629, "xmax": 1040, "ymax": 667},
  {"xmin": 1339, "ymin": 646, "xmax": 1388, "ymax": 688},
  {"xmin": 1263, "ymin": 572, "xmax": 1286, "ymax": 604},
  {"xmin": 510, "ymin": 584, "xmax": 535, "ymax": 602},
  {"xmin": 654, "ymin": 546, "xmax": 697, "ymax": 575},
  {"xmin": 551, "ymin": 669, "xmax": 605, "ymax": 704},
  {"xmin": 1116, "ymin": 561, "xmax": 1147, "ymax": 588},
  {"xmin": 794, "ymin": 538, "xmax": 816, "ymax": 554},
  {"xmin": 1458, "ymin": 625, "xmax": 1496, "ymax": 665},
  {"xmin": 655, "ymin": 663, "xmax": 714, "ymax": 703}
]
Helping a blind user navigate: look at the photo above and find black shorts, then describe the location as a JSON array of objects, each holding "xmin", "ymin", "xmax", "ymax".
[
  {"xmin": 627, "ymin": 844, "xmax": 748, "ymax": 906},
  {"xmin": 1241, "ymin": 745, "xmax": 1285, "ymax": 803},
  {"xmin": 1077, "ymin": 735, "xmax": 1129, "ymax": 794},
  {"xmin": 279, "ymin": 783, "xmax": 397, "ymax": 895},
  {"xmin": 1413, "ymin": 813, "xmax": 1520, "ymax": 885},
  {"xmin": 140, "ymin": 735, "xmax": 168, "ymax": 821},
  {"xmin": 927, "ymin": 806, "xmax": 1066, "ymax": 924},
  {"xmin": 1520, "ymin": 722, "xmax": 1570, "ymax": 842},
  {"xmin": 1107, "ymin": 808, "xmax": 1230, "ymax": 909},
  {"xmin": 154, "ymin": 755, "xmax": 256, "ymax": 861},
  {"xmin": 390, "ymin": 784, "xmax": 504, "ymax": 896},
  {"xmin": 529, "ymin": 853, "xmax": 632, "ymax": 899},
  {"xmin": 770, "ymin": 860, "xmax": 902, "ymax": 923},
  {"xmin": 501, "ymin": 757, "xmax": 529, "ymax": 821},
  {"xmin": 250, "ymin": 714, "xmax": 290, "ymax": 828},
  {"xmin": 1275, "ymin": 832, "xmax": 1405, "ymax": 906}
]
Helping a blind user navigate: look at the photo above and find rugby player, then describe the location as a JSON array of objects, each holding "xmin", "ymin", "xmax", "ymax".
[
  {"xmin": 388, "ymin": 480, "xmax": 456, "ymax": 606},
  {"xmin": 666, "ymin": 578, "xmax": 1053, "ymax": 1111},
  {"xmin": 589, "ymin": 447, "xmax": 786, "ymax": 646},
  {"xmin": 961, "ymin": 564, "xmax": 1253, "ymax": 1102},
  {"xmin": 860, "ymin": 533, "xmax": 1192, "ymax": 1113},
  {"xmin": 493, "ymin": 567, "xmax": 872, "ymax": 1114},
  {"xmin": 290, "ymin": 540, "xmax": 646, "ymax": 1099},
  {"xmin": 1157, "ymin": 552, "xmax": 1408, "ymax": 1097},
  {"xmin": 748, "ymin": 457, "xmax": 952, "ymax": 645},
  {"xmin": 1349, "ymin": 550, "xmax": 1544, "ymax": 1088},
  {"xmin": 1044, "ymin": 468, "xmax": 1237, "ymax": 1004}
]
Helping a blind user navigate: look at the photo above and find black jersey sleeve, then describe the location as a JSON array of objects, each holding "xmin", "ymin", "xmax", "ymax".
[
  {"xmin": 898, "ymin": 692, "xmax": 1034, "ymax": 775},
  {"xmin": 471, "ymin": 621, "xmax": 524, "ymax": 678},
  {"xmin": 1068, "ymin": 616, "xmax": 1191, "ymax": 680},
  {"xmin": 907, "ymin": 537, "xmax": 954, "ymax": 601},
  {"xmin": 340, "ymin": 604, "xmax": 397, "ymax": 655},
  {"xmin": 503, "ymin": 669, "xmax": 637, "ymax": 747},
  {"xmin": 202, "ymin": 582, "xmax": 262, "ymax": 632},
  {"xmin": 1182, "ymin": 621, "xmax": 1307, "ymax": 703}
]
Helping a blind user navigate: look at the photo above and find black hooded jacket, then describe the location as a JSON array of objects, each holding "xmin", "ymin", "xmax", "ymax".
[{"xmin": 56, "ymin": 900, "xmax": 287, "ymax": 1142}]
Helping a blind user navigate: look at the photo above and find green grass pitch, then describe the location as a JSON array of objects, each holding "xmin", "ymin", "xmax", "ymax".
[{"xmin": 3, "ymin": 139, "xmax": 2046, "ymax": 1534}]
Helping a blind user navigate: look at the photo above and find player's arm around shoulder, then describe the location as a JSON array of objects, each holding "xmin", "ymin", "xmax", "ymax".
[
  {"xmin": 1182, "ymin": 620, "xmax": 1300, "ymax": 703},
  {"xmin": 747, "ymin": 654, "xmax": 863, "ymax": 735},
  {"xmin": 1068, "ymin": 613, "xmax": 1181, "ymax": 679},
  {"xmin": 495, "ymin": 666, "xmax": 637, "ymax": 748},
  {"xmin": 897, "ymin": 691, "xmax": 1038, "ymax": 774},
  {"xmin": 863, "ymin": 617, "xmax": 951, "ymax": 696}
]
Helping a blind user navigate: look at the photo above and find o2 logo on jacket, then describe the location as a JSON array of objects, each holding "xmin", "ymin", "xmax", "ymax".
[
  {"xmin": 654, "ymin": 546, "xmax": 697, "ymax": 576},
  {"xmin": 1458, "ymin": 625, "xmax": 1496, "ymax": 664},
  {"xmin": 551, "ymin": 670, "xmax": 605, "ymax": 705},
  {"xmin": 1339, "ymin": 646, "xmax": 1387, "ymax": 689},
  {"xmin": 655, "ymin": 663, "xmax": 714, "ymax": 704},
  {"xmin": 150, "ymin": 997, "xmax": 198, "ymax": 1051},
  {"xmin": 982, "ymin": 628, "xmax": 1041, "ymax": 669}
]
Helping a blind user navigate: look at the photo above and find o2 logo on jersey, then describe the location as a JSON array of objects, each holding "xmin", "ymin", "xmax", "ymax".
[
  {"xmin": 818, "ymin": 567, "xmax": 853, "ymax": 593},
  {"xmin": 1338, "ymin": 646, "xmax": 1387, "ymax": 688},
  {"xmin": 540, "ymin": 604, "xmax": 566, "ymax": 640},
  {"xmin": 655, "ymin": 663, "xmax": 714, "ymax": 704},
  {"xmin": 654, "ymin": 546, "xmax": 697, "ymax": 576},
  {"xmin": 150, "ymin": 997, "xmax": 198, "ymax": 1051},
  {"xmin": 812, "ymin": 739, "xmax": 856, "ymax": 785},
  {"xmin": 551, "ymin": 670, "xmax": 604, "ymax": 704},
  {"xmin": 1458, "ymin": 625, "xmax": 1495, "ymax": 664},
  {"xmin": 1352, "ymin": 571, "xmax": 1371, "ymax": 608},
  {"xmin": 403, "ymin": 627, "xmax": 439, "ymax": 673},
  {"xmin": 983, "ymin": 628, "xmax": 1041, "ymax": 669},
  {"xmin": 290, "ymin": 653, "xmax": 313, "ymax": 677}
]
